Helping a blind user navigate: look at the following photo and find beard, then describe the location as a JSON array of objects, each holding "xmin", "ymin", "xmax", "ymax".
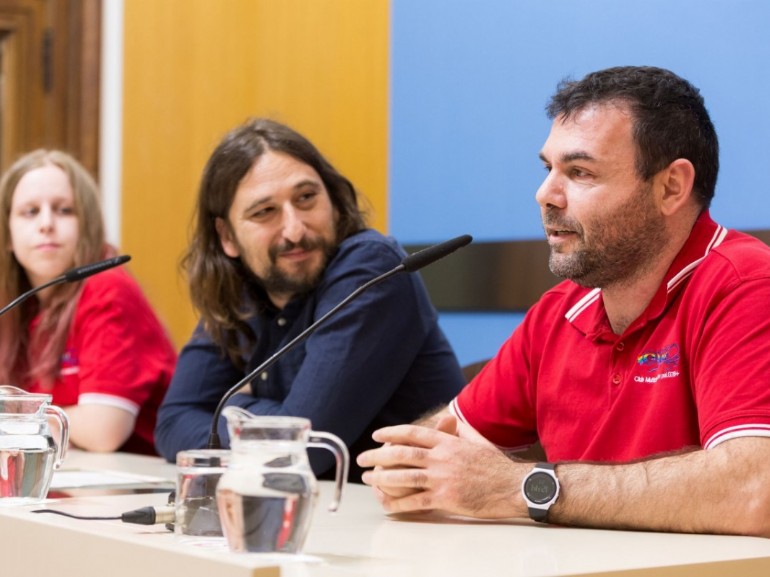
[
  {"xmin": 256, "ymin": 235, "xmax": 337, "ymax": 297},
  {"xmin": 544, "ymin": 182, "xmax": 669, "ymax": 289}
]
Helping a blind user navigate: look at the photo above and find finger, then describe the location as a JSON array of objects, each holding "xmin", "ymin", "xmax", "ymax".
[
  {"xmin": 371, "ymin": 485, "xmax": 387, "ymax": 504},
  {"xmin": 361, "ymin": 469, "xmax": 422, "ymax": 503},
  {"xmin": 361, "ymin": 464, "xmax": 430, "ymax": 491},
  {"xmin": 435, "ymin": 414, "xmax": 457, "ymax": 435},
  {"xmin": 380, "ymin": 487, "xmax": 437, "ymax": 515},
  {"xmin": 455, "ymin": 419, "xmax": 490, "ymax": 443},
  {"xmin": 357, "ymin": 443, "xmax": 431, "ymax": 469},
  {"xmin": 361, "ymin": 463, "xmax": 423, "ymax": 499},
  {"xmin": 373, "ymin": 482, "xmax": 420, "ymax": 499},
  {"xmin": 371, "ymin": 424, "xmax": 449, "ymax": 448}
]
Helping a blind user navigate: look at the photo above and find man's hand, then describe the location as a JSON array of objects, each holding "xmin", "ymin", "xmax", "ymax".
[
  {"xmin": 357, "ymin": 415, "xmax": 527, "ymax": 519},
  {"xmin": 359, "ymin": 411, "xmax": 770, "ymax": 536},
  {"xmin": 368, "ymin": 413, "xmax": 459, "ymax": 501}
]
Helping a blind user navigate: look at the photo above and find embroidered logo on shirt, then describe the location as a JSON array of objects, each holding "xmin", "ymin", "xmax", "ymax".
[
  {"xmin": 60, "ymin": 348, "xmax": 80, "ymax": 376},
  {"xmin": 634, "ymin": 343, "xmax": 680, "ymax": 383}
]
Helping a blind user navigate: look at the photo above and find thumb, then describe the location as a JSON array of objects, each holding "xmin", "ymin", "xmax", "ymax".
[{"xmin": 435, "ymin": 414, "xmax": 458, "ymax": 436}]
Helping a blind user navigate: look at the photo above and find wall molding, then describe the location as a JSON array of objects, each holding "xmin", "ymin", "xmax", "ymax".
[{"xmin": 408, "ymin": 229, "xmax": 770, "ymax": 311}]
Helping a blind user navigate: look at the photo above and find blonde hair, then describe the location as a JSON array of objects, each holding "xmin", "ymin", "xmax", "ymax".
[{"xmin": 0, "ymin": 150, "xmax": 113, "ymax": 386}]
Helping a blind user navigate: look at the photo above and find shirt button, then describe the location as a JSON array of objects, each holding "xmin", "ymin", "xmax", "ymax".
[
  {"xmin": 616, "ymin": 342, "xmax": 625, "ymax": 352},
  {"xmin": 611, "ymin": 373, "xmax": 622, "ymax": 385},
  {"xmin": 260, "ymin": 371, "xmax": 268, "ymax": 381},
  {"xmin": 277, "ymin": 318, "xmax": 287, "ymax": 327}
]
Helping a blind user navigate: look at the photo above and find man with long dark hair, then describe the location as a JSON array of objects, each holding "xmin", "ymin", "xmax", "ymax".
[{"xmin": 156, "ymin": 118, "xmax": 464, "ymax": 480}]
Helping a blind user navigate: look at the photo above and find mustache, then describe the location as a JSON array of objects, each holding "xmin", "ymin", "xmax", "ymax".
[
  {"xmin": 542, "ymin": 210, "xmax": 582, "ymax": 234},
  {"xmin": 268, "ymin": 236, "xmax": 325, "ymax": 261}
]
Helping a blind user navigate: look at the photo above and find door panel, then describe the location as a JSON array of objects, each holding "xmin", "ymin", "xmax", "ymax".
[{"xmin": 0, "ymin": 0, "xmax": 100, "ymax": 175}]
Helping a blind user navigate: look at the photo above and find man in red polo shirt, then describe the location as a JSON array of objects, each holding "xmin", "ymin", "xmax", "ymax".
[{"xmin": 357, "ymin": 66, "xmax": 770, "ymax": 537}]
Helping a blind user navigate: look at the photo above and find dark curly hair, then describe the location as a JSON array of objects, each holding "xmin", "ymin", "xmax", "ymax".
[{"xmin": 546, "ymin": 66, "xmax": 719, "ymax": 208}]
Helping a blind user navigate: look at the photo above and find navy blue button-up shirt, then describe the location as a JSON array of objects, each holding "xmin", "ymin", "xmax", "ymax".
[{"xmin": 155, "ymin": 230, "xmax": 465, "ymax": 480}]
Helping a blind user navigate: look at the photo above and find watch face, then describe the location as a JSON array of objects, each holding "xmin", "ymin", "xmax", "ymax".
[{"xmin": 524, "ymin": 471, "xmax": 557, "ymax": 505}]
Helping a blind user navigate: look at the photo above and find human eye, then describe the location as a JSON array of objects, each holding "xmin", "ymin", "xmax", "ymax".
[
  {"xmin": 570, "ymin": 166, "xmax": 593, "ymax": 179},
  {"xmin": 249, "ymin": 205, "xmax": 275, "ymax": 220},
  {"xmin": 18, "ymin": 205, "xmax": 39, "ymax": 217},
  {"xmin": 296, "ymin": 189, "xmax": 319, "ymax": 207},
  {"xmin": 55, "ymin": 204, "xmax": 75, "ymax": 216}
]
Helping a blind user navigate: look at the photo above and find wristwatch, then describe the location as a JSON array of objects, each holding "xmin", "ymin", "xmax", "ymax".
[{"xmin": 521, "ymin": 462, "xmax": 560, "ymax": 522}]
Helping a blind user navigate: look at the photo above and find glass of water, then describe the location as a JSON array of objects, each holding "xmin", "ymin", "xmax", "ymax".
[{"xmin": 174, "ymin": 449, "xmax": 230, "ymax": 538}]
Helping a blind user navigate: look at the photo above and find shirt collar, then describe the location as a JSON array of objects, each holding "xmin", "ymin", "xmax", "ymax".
[{"xmin": 567, "ymin": 210, "xmax": 728, "ymax": 337}]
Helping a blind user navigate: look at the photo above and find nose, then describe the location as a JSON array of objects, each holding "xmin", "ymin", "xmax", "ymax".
[
  {"xmin": 37, "ymin": 204, "xmax": 55, "ymax": 232},
  {"xmin": 281, "ymin": 205, "xmax": 307, "ymax": 244},
  {"xmin": 535, "ymin": 170, "xmax": 566, "ymax": 210}
]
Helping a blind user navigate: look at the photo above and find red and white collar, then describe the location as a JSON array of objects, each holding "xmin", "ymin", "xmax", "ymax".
[{"xmin": 565, "ymin": 211, "xmax": 728, "ymax": 331}]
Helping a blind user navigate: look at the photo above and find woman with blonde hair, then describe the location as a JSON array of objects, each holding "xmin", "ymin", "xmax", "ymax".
[{"xmin": 0, "ymin": 150, "xmax": 176, "ymax": 454}]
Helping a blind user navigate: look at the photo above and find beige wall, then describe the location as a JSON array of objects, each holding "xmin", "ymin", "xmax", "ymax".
[{"xmin": 121, "ymin": 0, "xmax": 390, "ymax": 348}]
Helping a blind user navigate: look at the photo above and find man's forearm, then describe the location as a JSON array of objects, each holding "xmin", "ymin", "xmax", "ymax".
[
  {"xmin": 359, "ymin": 425, "xmax": 770, "ymax": 537},
  {"xmin": 549, "ymin": 437, "xmax": 770, "ymax": 537}
]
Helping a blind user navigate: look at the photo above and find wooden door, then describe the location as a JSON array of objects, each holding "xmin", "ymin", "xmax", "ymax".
[{"xmin": 0, "ymin": 0, "xmax": 100, "ymax": 176}]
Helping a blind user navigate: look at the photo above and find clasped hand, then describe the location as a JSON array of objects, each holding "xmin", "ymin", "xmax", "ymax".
[{"xmin": 356, "ymin": 414, "xmax": 527, "ymax": 519}]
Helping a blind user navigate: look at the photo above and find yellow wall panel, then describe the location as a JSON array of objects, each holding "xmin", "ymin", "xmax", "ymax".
[{"xmin": 122, "ymin": 0, "xmax": 390, "ymax": 348}]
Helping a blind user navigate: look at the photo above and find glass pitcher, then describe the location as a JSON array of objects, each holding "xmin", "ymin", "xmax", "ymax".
[
  {"xmin": 216, "ymin": 406, "xmax": 349, "ymax": 553},
  {"xmin": 0, "ymin": 385, "xmax": 70, "ymax": 505}
]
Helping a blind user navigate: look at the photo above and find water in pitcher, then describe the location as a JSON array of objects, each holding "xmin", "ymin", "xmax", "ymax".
[
  {"xmin": 218, "ymin": 407, "xmax": 348, "ymax": 554},
  {"xmin": 0, "ymin": 386, "xmax": 69, "ymax": 505},
  {"xmin": 217, "ymin": 471, "xmax": 317, "ymax": 553},
  {"xmin": 0, "ymin": 446, "xmax": 55, "ymax": 505}
]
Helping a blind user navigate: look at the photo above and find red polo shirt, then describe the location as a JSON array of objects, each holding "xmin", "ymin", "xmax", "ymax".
[
  {"xmin": 26, "ymin": 267, "xmax": 177, "ymax": 455},
  {"xmin": 452, "ymin": 212, "xmax": 770, "ymax": 462}
]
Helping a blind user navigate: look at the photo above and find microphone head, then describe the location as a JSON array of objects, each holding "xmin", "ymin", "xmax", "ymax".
[
  {"xmin": 401, "ymin": 234, "xmax": 472, "ymax": 273},
  {"xmin": 63, "ymin": 255, "xmax": 132, "ymax": 283}
]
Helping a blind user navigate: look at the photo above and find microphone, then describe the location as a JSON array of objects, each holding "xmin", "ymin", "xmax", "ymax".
[
  {"xmin": 206, "ymin": 234, "xmax": 473, "ymax": 449},
  {"xmin": 0, "ymin": 255, "xmax": 132, "ymax": 317},
  {"xmin": 401, "ymin": 234, "xmax": 473, "ymax": 272}
]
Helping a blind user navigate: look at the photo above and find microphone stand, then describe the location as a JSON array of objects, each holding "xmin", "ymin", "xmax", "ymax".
[
  {"xmin": 206, "ymin": 233, "xmax": 473, "ymax": 448},
  {"xmin": 0, "ymin": 255, "xmax": 131, "ymax": 318},
  {"xmin": 206, "ymin": 264, "xmax": 405, "ymax": 449},
  {"xmin": 0, "ymin": 276, "xmax": 67, "ymax": 317},
  {"xmin": 206, "ymin": 233, "xmax": 472, "ymax": 448}
]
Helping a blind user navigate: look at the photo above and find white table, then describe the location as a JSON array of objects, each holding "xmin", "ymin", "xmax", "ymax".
[{"xmin": 2, "ymin": 450, "xmax": 770, "ymax": 577}]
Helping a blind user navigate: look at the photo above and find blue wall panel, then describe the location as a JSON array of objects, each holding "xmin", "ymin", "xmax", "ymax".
[{"xmin": 390, "ymin": 0, "xmax": 770, "ymax": 365}]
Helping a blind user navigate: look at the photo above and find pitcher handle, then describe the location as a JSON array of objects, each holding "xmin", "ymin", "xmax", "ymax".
[
  {"xmin": 308, "ymin": 431, "xmax": 349, "ymax": 512},
  {"xmin": 45, "ymin": 405, "xmax": 70, "ymax": 468}
]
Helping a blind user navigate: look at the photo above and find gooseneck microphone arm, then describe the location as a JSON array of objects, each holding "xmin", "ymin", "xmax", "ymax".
[
  {"xmin": 0, "ymin": 255, "xmax": 132, "ymax": 318},
  {"xmin": 206, "ymin": 234, "xmax": 473, "ymax": 449}
]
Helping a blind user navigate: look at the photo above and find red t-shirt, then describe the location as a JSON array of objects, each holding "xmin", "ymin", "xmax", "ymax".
[
  {"xmin": 453, "ymin": 212, "xmax": 770, "ymax": 462},
  {"xmin": 26, "ymin": 267, "xmax": 177, "ymax": 455}
]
